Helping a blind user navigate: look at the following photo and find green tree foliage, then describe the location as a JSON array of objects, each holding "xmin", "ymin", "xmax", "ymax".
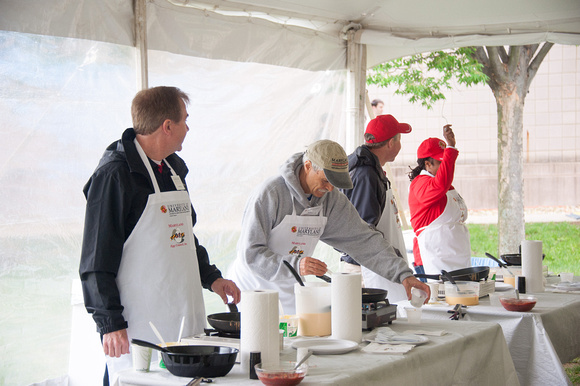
[{"xmin": 366, "ymin": 47, "xmax": 489, "ymax": 108}]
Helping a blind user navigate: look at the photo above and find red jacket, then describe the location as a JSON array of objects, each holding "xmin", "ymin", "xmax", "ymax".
[{"xmin": 408, "ymin": 148, "xmax": 459, "ymax": 266}]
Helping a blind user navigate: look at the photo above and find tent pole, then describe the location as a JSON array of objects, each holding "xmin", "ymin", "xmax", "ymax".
[
  {"xmin": 345, "ymin": 29, "xmax": 366, "ymax": 154},
  {"xmin": 135, "ymin": 0, "xmax": 149, "ymax": 90}
]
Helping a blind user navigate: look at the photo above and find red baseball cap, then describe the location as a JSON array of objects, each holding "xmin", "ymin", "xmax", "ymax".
[
  {"xmin": 417, "ymin": 137, "xmax": 447, "ymax": 161},
  {"xmin": 365, "ymin": 114, "xmax": 412, "ymax": 144}
]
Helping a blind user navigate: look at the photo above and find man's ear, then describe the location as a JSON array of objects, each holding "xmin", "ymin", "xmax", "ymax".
[
  {"xmin": 303, "ymin": 160, "xmax": 312, "ymax": 173},
  {"xmin": 161, "ymin": 119, "xmax": 172, "ymax": 135}
]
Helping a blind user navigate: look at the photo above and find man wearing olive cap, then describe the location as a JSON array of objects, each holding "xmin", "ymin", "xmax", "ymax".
[{"xmin": 228, "ymin": 139, "xmax": 429, "ymax": 314}]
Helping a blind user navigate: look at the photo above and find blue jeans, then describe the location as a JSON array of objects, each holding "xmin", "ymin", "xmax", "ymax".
[{"xmin": 414, "ymin": 264, "xmax": 427, "ymax": 282}]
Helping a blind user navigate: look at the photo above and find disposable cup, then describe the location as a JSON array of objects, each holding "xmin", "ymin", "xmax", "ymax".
[
  {"xmin": 426, "ymin": 283, "xmax": 439, "ymax": 302},
  {"xmin": 405, "ymin": 307, "xmax": 422, "ymax": 324},
  {"xmin": 279, "ymin": 329, "xmax": 284, "ymax": 350},
  {"xmin": 560, "ymin": 272, "xmax": 574, "ymax": 282},
  {"xmin": 489, "ymin": 293, "xmax": 503, "ymax": 307},
  {"xmin": 296, "ymin": 347, "xmax": 310, "ymax": 374},
  {"xmin": 410, "ymin": 288, "xmax": 428, "ymax": 307},
  {"xmin": 132, "ymin": 344, "xmax": 152, "ymax": 372},
  {"xmin": 503, "ymin": 274, "xmax": 516, "ymax": 287}
]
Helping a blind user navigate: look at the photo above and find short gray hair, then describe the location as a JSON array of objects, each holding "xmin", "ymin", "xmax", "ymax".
[
  {"xmin": 364, "ymin": 132, "xmax": 400, "ymax": 149},
  {"xmin": 302, "ymin": 152, "xmax": 322, "ymax": 172}
]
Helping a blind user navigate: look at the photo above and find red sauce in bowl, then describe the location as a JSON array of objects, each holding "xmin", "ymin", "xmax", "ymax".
[
  {"xmin": 500, "ymin": 297, "xmax": 537, "ymax": 312},
  {"xmin": 257, "ymin": 371, "xmax": 305, "ymax": 386}
]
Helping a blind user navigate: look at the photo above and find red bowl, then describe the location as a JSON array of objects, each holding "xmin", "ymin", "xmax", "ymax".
[
  {"xmin": 499, "ymin": 295, "xmax": 537, "ymax": 312},
  {"xmin": 255, "ymin": 361, "xmax": 307, "ymax": 386}
]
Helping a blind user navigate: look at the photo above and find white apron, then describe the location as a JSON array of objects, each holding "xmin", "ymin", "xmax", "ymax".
[
  {"xmin": 361, "ymin": 187, "xmax": 409, "ymax": 303},
  {"xmin": 417, "ymin": 189, "xmax": 471, "ymax": 275},
  {"xmin": 228, "ymin": 201, "xmax": 326, "ymax": 314},
  {"xmin": 106, "ymin": 140, "xmax": 206, "ymax": 384}
]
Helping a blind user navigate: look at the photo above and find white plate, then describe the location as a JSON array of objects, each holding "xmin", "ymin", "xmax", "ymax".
[
  {"xmin": 291, "ymin": 338, "xmax": 359, "ymax": 354},
  {"xmin": 365, "ymin": 334, "xmax": 429, "ymax": 345},
  {"xmin": 494, "ymin": 282, "xmax": 514, "ymax": 291},
  {"xmin": 552, "ymin": 282, "xmax": 580, "ymax": 291}
]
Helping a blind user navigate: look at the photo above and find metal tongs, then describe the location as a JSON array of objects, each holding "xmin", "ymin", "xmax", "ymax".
[
  {"xmin": 448, "ymin": 304, "xmax": 466, "ymax": 320},
  {"xmin": 185, "ymin": 377, "xmax": 213, "ymax": 385}
]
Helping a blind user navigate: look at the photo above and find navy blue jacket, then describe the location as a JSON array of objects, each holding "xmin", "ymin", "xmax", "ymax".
[{"xmin": 340, "ymin": 145, "xmax": 390, "ymax": 265}]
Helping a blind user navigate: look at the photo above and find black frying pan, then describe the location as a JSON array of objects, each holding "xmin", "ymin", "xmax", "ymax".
[
  {"xmin": 501, "ymin": 253, "xmax": 545, "ymax": 266},
  {"xmin": 362, "ymin": 288, "xmax": 388, "ymax": 303},
  {"xmin": 207, "ymin": 311, "xmax": 240, "ymax": 334},
  {"xmin": 415, "ymin": 266, "xmax": 490, "ymax": 282},
  {"xmin": 131, "ymin": 338, "xmax": 237, "ymax": 378}
]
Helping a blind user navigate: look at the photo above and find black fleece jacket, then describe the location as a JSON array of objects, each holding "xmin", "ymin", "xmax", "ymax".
[{"xmin": 79, "ymin": 128, "xmax": 222, "ymax": 334}]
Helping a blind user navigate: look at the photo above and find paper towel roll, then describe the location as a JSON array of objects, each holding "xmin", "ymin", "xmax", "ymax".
[
  {"xmin": 240, "ymin": 290, "xmax": 280, "ymax": 374},
  {"xmin": 522, "ymin": 240, "xmax": 544, "ymax": 293},
  {"xmin": 331, "ymin": 273, "xmax": 362, "ymax": 343}
]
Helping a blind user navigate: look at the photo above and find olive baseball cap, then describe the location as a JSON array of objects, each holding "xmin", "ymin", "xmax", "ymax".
[{"xmin": 305, "ymin": 140, "xmax": 353, "ymax": 189}]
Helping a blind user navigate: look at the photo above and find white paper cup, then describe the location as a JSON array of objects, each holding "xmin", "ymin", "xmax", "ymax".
[
  {"xmin": 279, "ymin": 329, "xmax": 285, "ymax": 350},
  {"xmin": 410, "ymin": 288, "xmax": 428, "ymax": 308},
  {"xmin": 296, "ymin": 347, "xmax": 310, "ymax": 374},
  {"xmin": 560, "ymin": 272, "xmax": 574, "ymax": 282},
  {"xmin": 426, "ymin": 283, "xmax": 439, "ymax": 302},
  {"xmin": 132, "ymin": 344, "xmax": 152, "ymax": 372},
  {"xmin": 489, "ymin": 293, "xmax": 503, "ymax": 307},
  {"xmin": 405, "ymin": 307, "xmax": 422, "ymax": 324}
]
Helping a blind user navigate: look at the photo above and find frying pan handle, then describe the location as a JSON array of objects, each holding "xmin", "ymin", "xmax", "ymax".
[
  {"xmin": 227, "ymin": 302, "xmax": 239, "ymax": 313},
  {"xmin": 283, "ymin": 260, "xmax": 305, "ymax": 286},
  {"xmin": 485, "ymin": 252, "xmax": 508, "ymax": 268},
  {"xmin": 441, "ymin": 270, "xmax": 457, "ymax": 285},
  {"xmin": 414, "ymin": 273, "xmax": 441, "ymax": 280},
  {"xmin": 316, "ymin": 275, "xmax": 332, "ymax": 283},
  {"xmin": 131, "ymin": 338, "xmax": 169, "ymax": 353}
]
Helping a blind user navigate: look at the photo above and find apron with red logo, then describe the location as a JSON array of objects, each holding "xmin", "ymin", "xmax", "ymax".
[
  {"xmin": 228, "ymin": 201, "xmax": 326, "ymax": 314},
  {"xmin": 105, "ymin": 139, "xmax": 205, "ymax": 384}
]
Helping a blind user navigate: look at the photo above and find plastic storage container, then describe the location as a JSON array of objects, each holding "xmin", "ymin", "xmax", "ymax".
[
  {"xmin": 444, "ymin": 281, "xmax": 480, "ymax": 306},
  {"xmin": 294, "ymin": 283, "xmax": 331, "ymax": 336}
]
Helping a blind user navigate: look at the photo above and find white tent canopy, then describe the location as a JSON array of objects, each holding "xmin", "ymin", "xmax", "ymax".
[{"xmin": 2, "ymin": 0, "xmax": 580, "ymax": 71}]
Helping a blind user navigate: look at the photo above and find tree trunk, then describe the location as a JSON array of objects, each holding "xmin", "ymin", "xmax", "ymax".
[
  {"xmin": 473, "ymin": 44, "xmax": 552, "ymax": 255},
  {"xmin": 496, "ymin": 91, "xmax": 525, "ymax": 254}
]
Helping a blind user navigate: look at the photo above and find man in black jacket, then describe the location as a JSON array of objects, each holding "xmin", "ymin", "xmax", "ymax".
[
  {"xmin": 341, "ymin": 114, "xmax": 413, "ymax": 301},
  {"xmin": 80, "ymin": 86, "xmax": 240, "ymax": 384}
]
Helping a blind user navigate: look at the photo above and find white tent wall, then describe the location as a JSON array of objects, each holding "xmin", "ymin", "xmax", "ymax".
[
  {"xmin": 0, "ymin": 28, "xmax": 347, "ymax": 385},
  {"xmin": 0, "ymin": 32, "xmax": 136, "ymax": 386}
]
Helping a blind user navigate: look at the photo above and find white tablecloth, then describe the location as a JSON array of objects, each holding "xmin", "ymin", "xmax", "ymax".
[
  {"xmin": 115, "ymin": 320, "xmax": 518, "ymax": 386},
  {"xmin": 398, "ymin": 292, "xmax": 580, "ymax": 386}
]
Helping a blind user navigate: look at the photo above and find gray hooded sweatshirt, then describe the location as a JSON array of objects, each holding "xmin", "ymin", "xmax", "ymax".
[{"xmin": 235, "ymin": 152, "xmax": 413, "ymax": 285}]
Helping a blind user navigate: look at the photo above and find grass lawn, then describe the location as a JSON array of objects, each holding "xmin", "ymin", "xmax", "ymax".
[{"xmin": 468, "ymin": 222, "xmax": 580, "ymax": 275}]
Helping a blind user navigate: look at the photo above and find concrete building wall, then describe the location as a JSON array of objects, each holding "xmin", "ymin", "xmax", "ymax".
[{"xmin": 368, "ymin": 44, "xmax": 580, "ymax": 211}]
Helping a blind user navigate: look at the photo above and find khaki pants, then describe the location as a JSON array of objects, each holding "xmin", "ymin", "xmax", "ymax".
[{"xmin": 340, "ymin": 261, "xmax": 366, "ymax": 287}]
